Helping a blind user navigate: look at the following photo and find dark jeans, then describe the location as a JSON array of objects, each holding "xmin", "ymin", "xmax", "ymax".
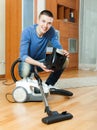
[{"xmin": 18, "ymin": 60, "xmax": 64, "ymax": 86}]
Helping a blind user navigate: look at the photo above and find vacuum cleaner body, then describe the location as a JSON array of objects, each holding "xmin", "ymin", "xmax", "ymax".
[
  {"xmin": 11, "ymin": 48, "xmax": 70, "ymax": 103},
  {"xmin": 12, "ymin": 78, "xmax": 49, "ymax": 102}
]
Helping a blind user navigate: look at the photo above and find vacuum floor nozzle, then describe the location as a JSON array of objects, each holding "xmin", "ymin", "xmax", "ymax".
[{"xmin": 42, "ymin": 111, "xmax": 73, "ymax": 124}]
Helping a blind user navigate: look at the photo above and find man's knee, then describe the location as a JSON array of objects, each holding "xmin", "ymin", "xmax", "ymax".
[{"xmin": 18, "ymin": 62, "xmax": 32, "ymax": 78}]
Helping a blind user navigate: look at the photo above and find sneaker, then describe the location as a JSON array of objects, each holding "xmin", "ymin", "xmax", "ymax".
[
  {"xmin": 42, "ymin": 83, "xmax": 57, "ymax": 93},
  {"xmin": 42, "ymin": 83, "xmax": 49, "ymax": 94},
  {"xmin": 48, "ymin": 84, "xmax": 57, "ymax": 89}
]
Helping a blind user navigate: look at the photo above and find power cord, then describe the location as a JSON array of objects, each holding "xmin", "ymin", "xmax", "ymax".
[
  {"xmin": 5, "ymin": 92, "xmax": 15, "ymax": 103},
  {"xmin": 0, "ymin": 78, "xmax": 15, "ymax": 103}
]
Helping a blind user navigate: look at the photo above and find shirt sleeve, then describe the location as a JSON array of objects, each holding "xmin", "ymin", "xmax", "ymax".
[
  {"xmin": 50, "ymin": 27, "xmax": 63, "ymax": 49},
  {"xmin": 19, "ymin": 28, "xmax": 31, "ymax": 61}
]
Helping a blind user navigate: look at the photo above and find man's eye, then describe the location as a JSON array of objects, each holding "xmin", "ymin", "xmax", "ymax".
[{"xmin": 48, "ymin": 22, "xmax": 52, "ymax": 25}]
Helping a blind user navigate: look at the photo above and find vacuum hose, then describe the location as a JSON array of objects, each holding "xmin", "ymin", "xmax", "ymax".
[{"xmin": 11, "ymin": 58, "xmax": 21, "ymax": 82}]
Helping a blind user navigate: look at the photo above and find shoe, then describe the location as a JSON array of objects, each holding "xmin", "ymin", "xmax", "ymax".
[
  {"xmin": 42, "ymin": 83, "xmax": 57, "ymax": 93},
  {"xmin": 48, "ymin": 84, "xmax": 58, "ymax": 89},
  {"xmin": 42, "ymin": 83, "xmax": 49, "ymax": 94}
]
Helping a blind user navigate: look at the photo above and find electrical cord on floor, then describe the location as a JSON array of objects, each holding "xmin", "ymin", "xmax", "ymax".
[
  {"xmin": 1, "ymin": 79, "xmax": 14, "ymax": 86},
  {"xmin": 0, "ymin": 78, "xmax": 15, "ymax": 103},
  {"xmin": 0, "ymin": 78, "xmax": 6, "ymax": 83},
  {"xmin": 5, "ymin": 92, "xmax": 15, "ymax": 103}
]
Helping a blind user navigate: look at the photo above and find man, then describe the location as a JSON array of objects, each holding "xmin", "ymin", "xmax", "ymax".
[{"xmin": 19, "ymin": 10, "xmax": 69, "ymax": 91}]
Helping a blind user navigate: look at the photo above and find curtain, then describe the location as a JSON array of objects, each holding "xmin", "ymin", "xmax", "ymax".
[{"xmin": 79, "ymin": 0, "xmax": 97, "ymax": 71}]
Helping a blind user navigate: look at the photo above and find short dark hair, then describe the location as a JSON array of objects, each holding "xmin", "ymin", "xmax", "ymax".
[{"xmin": 39, "ymin": 10, "xmax": 54, "ymax": 18}]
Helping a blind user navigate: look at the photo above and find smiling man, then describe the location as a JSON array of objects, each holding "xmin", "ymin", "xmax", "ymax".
[{"xmin": 19, "ymin": 10, "xmax": 69, "ymax": 90}]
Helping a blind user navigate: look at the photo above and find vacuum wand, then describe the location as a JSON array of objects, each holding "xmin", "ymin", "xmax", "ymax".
[
  {"xmin": 34, "ymin": 66, "xmax": 73, "ymax": 124},
  {"xmin": 34, "ymin": 66, "xmax": 51, "ymax": 115}
]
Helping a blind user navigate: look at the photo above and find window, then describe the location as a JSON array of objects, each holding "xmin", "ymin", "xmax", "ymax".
[{"xmin": 22, "ymin": 0, "xmax": 34, "ymax": 29}]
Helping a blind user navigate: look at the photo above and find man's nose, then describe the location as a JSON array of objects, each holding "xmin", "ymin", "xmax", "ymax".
[{"xmin": 44, "ymin": 23, "xmax": 48, "ymax": 27}]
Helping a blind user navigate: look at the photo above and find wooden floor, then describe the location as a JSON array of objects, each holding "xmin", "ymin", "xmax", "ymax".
[{"xmin": 0, "ymin": 69, "xmax": 97, "ymax": 130}]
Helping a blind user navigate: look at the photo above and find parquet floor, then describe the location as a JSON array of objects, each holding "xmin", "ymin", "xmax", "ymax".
[{"xmin": 0, "ymin": 69, "xmax": 97, "ymax": 130}]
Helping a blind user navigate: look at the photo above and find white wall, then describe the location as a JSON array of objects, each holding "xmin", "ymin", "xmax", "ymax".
[{"xmin": 0, "ymin": 0, "xmax": 5, "ymax": 75}]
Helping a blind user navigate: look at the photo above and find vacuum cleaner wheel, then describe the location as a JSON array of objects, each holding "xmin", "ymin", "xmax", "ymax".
[{"xmin": 12, "ymin": 86, "xmax": 28, "ymax": 103}]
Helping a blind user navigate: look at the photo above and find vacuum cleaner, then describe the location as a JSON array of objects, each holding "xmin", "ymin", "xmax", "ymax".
[
  {"xmin": 10, "ymin": 48, "xmax": 73, "ymax": 124},
  {"xmin": 10, "ymin": 48, "xmax": 73, "ymax": 102}
]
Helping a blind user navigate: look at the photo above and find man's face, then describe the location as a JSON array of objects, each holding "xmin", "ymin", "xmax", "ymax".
[{"xmin": 38, "ymin": 14, "xmax": 54, "ymax": 34}]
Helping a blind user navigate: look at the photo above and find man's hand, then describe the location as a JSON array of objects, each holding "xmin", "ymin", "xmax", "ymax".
[
  {"xmin": 39, "ymin": 62, "xmax": 53, "ymax": 72},
  {"xmin": 62, "ymin": 50, "xmax": 69, "ymax": 58}
]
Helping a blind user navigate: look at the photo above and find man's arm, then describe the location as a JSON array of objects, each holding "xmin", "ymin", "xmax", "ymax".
[{"xmin": 25, "ymin": 56, "xmax": 53, "ymax": 72}]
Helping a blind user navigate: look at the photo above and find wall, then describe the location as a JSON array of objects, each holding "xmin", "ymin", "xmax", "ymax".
[{"xmin": 0, "ymin": 0, "xmax": 5, "ymax": 75}]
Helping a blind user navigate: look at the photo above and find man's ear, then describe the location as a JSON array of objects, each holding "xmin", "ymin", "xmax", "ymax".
[{"xmin": 37, "ymin": 18, "xmax": 39, "ymax": 24}]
